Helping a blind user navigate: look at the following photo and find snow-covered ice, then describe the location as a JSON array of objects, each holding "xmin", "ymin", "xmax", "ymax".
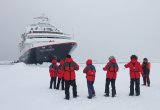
[{"xmin": 0, "ymin": 62, "xmax": 160, "ymax": 110}]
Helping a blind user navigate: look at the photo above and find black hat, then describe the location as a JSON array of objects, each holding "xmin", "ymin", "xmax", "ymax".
[
  {"xmin": 130, "ymin": 55, "xmax": 138, "ymax": 60},
  {"xmin": 143, "ymin": 58, "xmax": 148, "ymax": 61},
  {"xmin": 52, "ymin": 55, "xmax": 57, "ymax": 60},
  {"xmin": 66, "ymin": 54, "xmax": 71, "ymax": 58}
]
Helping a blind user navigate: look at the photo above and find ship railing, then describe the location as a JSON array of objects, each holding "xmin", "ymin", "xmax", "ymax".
[{"xmin": 28, "ymin": 31, "xmax": 63, "ymax": 34}]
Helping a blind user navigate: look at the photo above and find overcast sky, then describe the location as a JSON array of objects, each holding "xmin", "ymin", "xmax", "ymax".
[{"xmin": 0, "ymin": 0, "xmax": 160, "ymax": 62}]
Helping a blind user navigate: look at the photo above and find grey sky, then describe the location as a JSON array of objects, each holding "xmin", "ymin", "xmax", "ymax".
[{"xmin": 0, "ymin": 0, "xmax": 160, "ymax": 62}]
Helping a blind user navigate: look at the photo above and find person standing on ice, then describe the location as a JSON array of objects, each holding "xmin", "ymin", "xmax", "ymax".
[
  {"xmin": 63, "ymin": 55, "xmax": 79, "ymax": 100},
  {"xmin": 49, "ymin": 59, "xmax": 58, "ymax": 89},
  {"xmin": 56, "ymin": 60, "xmax": 65, "ymax": 90},
  {"xmin": 83, "ymin": 59, "xmax": 96, "ymax": 99},
  {"xmin": 103, "ymin": 56, "xmax": 119, "ymax": 97},
  {"xmin": 124, "ymin": 55, "xmax": 143, "ymax": 96},
  {"xmin": 142, "ymin": 58, "xmax": 151, "ymax": 87}
]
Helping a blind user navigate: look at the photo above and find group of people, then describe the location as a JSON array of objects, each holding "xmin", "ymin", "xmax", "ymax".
[
  {"xmin": 49, "ymin": 54, "xmax": 151, "ymax": 100},
  {"xmin": 49, "ymin": 55, "xmax": 79, "ymax": 100},
  {"xmin": 49, "ymin": 59, "xmax": 65, "ymax": 90}
]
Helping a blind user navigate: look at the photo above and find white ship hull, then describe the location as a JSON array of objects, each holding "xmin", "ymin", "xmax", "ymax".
[
  {"xmin": 19, "ymin": 40, "xmax": 77, "ymax": 64},
  {"xmin": 19, "ymin": 15, "xmax": 77, "ymax": 64}
]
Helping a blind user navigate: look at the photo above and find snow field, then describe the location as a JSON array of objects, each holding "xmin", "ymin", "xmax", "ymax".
[{"xmin": 0, "ymin": 63, "xmax": 160, "ymax": 110}]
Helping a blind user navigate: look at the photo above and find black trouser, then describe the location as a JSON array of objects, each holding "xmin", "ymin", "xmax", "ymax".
[
  {"xmin": 50, "ymin": 77, "xmax": 57, "ymax": 89},
  {"xmin": 105, "ymin": 78, "xmax": 116, "ymax": 96},
  {"xmin": 87, "ymin": 80, "xmax": 95, "ymax": 97},
  {"xmin": 130, "ymin": 78, "xmax": 140, "ymax": 95},
  {"xmin": 142, "ymin": 74, "xmax": 150, "ymax": 86},
  {"xmin": 56, "ymin": 78, "xmax": 65, "ymax": 90},
  {"xmin": 65, "ymin": 80, "xmax": 77, "ymax": 99}
]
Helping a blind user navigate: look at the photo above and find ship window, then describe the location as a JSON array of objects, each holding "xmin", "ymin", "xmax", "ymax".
[
  {"xmin": 29, "ymin": 36, "xmax": 69, "ymax": 39},
  {"xmin": 31, "ymin": 28, "xmax": 33, "ymax": 30},
  {"xmin": 35, "ymin": 27, "xmax": 38, "ymax": 30},
  {"xmin": 47, "ymin": 28, "xmax": 53, "ymax": 31}
]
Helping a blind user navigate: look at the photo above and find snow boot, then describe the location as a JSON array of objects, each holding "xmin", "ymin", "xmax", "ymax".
[
  {"xmin": 87, "ymin": 96, "xmax": 92, "ymax": 99},
  {"xmin": 64, "ymin": 97, "xmax": 69, "ymax": 100},
  {"xmin": 104, "ymin": 94, "xmax": 109, "ymax": 97},
  {"xmin": 73, "ymin": 95, "xmax": 78, "ymax": 98},
  {"xmin": 129, "ymin": 93, "xmax": 134, "ymax": 96}
]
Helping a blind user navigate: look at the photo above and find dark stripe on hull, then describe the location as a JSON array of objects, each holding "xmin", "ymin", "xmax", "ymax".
[{"xmin": 19, "ymin": 43, "xmax": 77, "ymax": 64}]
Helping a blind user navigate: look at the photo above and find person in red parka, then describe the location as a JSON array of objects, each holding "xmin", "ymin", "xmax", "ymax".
[
  {"xmin": 103, "ymin": 56, "xmax": 119, "ymax": 97},
  {"xmin": 49, "ymin": 59, "xmax": 58, "ymax": 89},
  {"xmin": 142, "ymin": 58, "xmax": 151, "ymax": 87},
  {"xmin": 83, "ymin": 59, "xmax": 96, "ymax": 99},
  {"xmin": 124, "ymin": 55, "xmax": 143, "ymax": 96},
  {"xmin": 56, "ymin": 60, "xmax": 65, "ymax": 90},
  {"xmin": 63, "ymin": 55, "xmax": 79, "ymax": 100}
]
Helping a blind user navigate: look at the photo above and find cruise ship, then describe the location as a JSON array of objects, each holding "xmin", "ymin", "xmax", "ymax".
[{"xmin": 19, "ymin": 16, "xmax": 77, "ymax": 64}]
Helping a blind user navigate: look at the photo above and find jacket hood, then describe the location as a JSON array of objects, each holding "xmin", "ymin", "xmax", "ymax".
[
  {"xmin": 131, "ymin": 58, "xmax": 137, "ymax": 63},
  {"xmin": 65, "ymin": 58, "xmax": 73, "ymax": 62},
  {"xmin": 60, "ymin": 60, "xmax": 64, "ymax": 65},
  {"xmin": 52, "ymin": 59, "xmax": 57, "ymax": 64},
  {"xmin": 110, "ymin": 58, "xmax": 116, "ymax": 63},
  {"xmin": 86, "ymin": 59, "xmax": 92, "ymax": 65}
]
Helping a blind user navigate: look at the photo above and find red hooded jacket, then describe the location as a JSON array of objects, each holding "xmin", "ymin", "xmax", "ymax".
[
  {"xmin": 103, "ymin": 58, "xmax": 119, "ymax": 79},
  {"xmin": 63, "ymin": 58, "xmax": 79, "ymax": 80},
  {"xmin": 83, "ymin": 59, "xmax": 96, "ymax": 81},
  {"xmin": 125, "ymin": 59, "xmax": 143, "ymax": 79},
  {"xmin": 57, "ymin": 60, "xmax": 64, "ymax": 78},
  {"xmin": 49, "ymin": 59, "xmax": 58, "ymax": 78}
]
